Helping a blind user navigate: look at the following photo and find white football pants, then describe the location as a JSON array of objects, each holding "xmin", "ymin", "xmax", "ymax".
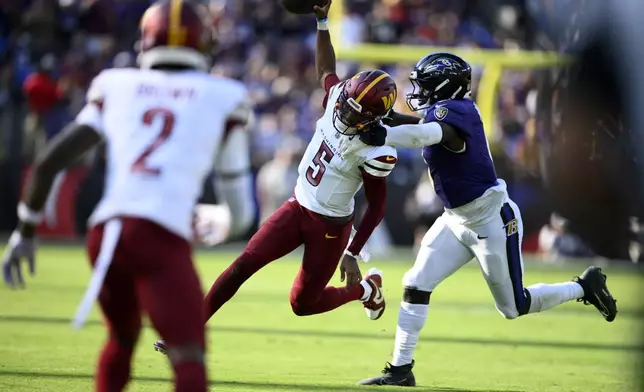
[{"xmin": 403, "ymin": 199, "xmax": 529, "ymax": 318}]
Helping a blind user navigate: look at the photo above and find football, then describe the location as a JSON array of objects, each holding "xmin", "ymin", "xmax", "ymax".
[{"xmin": 280, "ymin": 0, "xmax": 326, "ymax": 15}]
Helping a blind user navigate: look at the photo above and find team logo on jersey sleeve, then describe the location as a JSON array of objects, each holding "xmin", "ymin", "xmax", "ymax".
[{"xmin": 434, "ymin": 106, "xmax": 448, "ymax": 121}]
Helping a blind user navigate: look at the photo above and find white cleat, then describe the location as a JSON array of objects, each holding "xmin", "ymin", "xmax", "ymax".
[{"xmin": 362, "ymin": 268, "xmax": 385, "ymax": 320}]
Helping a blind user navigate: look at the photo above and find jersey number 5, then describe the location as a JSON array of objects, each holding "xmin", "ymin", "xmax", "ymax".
[
  {"xmin": 131, "ymin": 107, "xmax": 176, "ymax": 175},
  {"xmin": 306, "ymin": 140, "xmax": 334, "ymax": 187}
]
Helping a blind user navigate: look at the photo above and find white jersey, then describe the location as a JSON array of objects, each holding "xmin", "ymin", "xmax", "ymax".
[
  {"xmin": 75, "ymin": 68, "xmax": 251, "ymax": 240},
  {"xmin": 294, "ymin": 82, "xmax": 397, "ymax": 217}
]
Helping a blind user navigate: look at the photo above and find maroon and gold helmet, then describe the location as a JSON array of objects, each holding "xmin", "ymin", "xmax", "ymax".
[
  {"xmin": 138, "ymin": 0, "xmax": 213, "ymax": 71},
  {"xmin": 333, "ymin": 70, "xmax": 397, "ymax": 134}
]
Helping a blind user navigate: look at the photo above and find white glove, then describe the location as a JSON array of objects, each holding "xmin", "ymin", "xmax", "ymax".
[
  {"xmin": 345, "ymin": 227, "xmax": 371, "ymax": 263},
  {"xmin": 339, "ymin": 135, "xmax": 368, "ymax": 157},
  {"xmin": 193, "ymin": 204, "xmax": 232, "ymax": 246},
  {"xmin": 2, "ymin": 230, "xmax": 37, "ymax": 287}
]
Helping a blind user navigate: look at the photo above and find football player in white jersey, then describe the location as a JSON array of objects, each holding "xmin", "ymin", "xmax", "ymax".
[
  {"xmin": 154, "ymin": 1, "xmax": 396, "ymax": 357},
  {"xmin": 1, "ymin": 1, "xmax": 255, "ymax": 391}
]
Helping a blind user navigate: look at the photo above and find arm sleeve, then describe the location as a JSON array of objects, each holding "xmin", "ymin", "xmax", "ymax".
[
  {"xmin": 385, "ymin": 121, "xmax": 443, "ymax": 149},
  {"xmin": 347, "ymin": 148, "xmax": 396, "ymax": 254},
  {"xmin": 347, "ymin": 171, "xmax": 388, "ymax": 255},
  {"xmin": 75, "ymin": 72, "xmax": 106, "ymax": 135},
  {"xmin": 322, "ymin": 73, "xmax": 341, "ymax": 109}
]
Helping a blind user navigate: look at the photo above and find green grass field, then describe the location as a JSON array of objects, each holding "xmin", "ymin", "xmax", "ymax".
[{"xmin": 0, "ymin": 246, "xmax": 642, "ymax": 392}]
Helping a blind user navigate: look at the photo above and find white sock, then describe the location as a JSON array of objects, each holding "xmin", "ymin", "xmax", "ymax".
[
  {"xmin": 526, "ymin": 281, "xmax": 584, "ymax": 313},
  {"xmin": 360, "ymin": 280, "xmax": 372, "ymax": 301},
  {"xmin": 391, "ymin": 302, "xmax": 428, "ymax": 366}
]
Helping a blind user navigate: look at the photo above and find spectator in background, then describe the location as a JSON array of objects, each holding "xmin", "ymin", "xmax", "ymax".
[
  {"xmin": 23, "ymin": 54, "xmax": 72, "ymax": 229},
  {"xmin": 22, "ymin": 0, "xmax": 60, "ymax": 57},
  {"xmin": 0, "ymin": 0, "xmax": 555, "ymax": 249},
  {"xmin": 256, "ymin": 138, "xmax": 304, "ymax": 224},
  {"xmin": 22, "ymin": 54, "xmax": 66, "ymax": 144},
  {"xmin": 538, "ymin": 212, "xmax": 596, "ymax": 260}
]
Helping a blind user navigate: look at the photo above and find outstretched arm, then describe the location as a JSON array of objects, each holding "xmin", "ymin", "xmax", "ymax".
[
  {"xmin": 314, "ymin": 0, "xmax": 336, "ymax": 88},
  {"xmin": 383, "ymin": 110, "xmax": 421, "ymax": 126},
  {"xmin": 385, "ymin": 121, "xmax": 462, "ymax": 150},
  {"xmin": 3, "ymin": 74, "xmax": 104, "ymax": 288},
  {"xmin": 2, "ymin": 123, "xmax": 100, "ymax": 287},
  {"xmin": 314, "ymin": 0, "xmax": 342, "ymax": 109}
]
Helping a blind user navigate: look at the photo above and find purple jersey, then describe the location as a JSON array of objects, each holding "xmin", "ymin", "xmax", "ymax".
[{"xmin": 421, "ymin": 99, "xmax": 498, "ymax": 208}]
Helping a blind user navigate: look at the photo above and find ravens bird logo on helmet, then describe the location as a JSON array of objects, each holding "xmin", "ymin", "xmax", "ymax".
[{"xmin": 406, "ymin": 52, "xmax": 472, "ymax": 111}]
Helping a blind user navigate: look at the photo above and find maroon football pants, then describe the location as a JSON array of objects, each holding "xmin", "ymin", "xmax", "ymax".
[
  {"xmin": 204, "ymin": 197, "xmax": 364, "ymax": 319},
  {"xmin": 87, "ymin": 217, "xmax": 206, "ymax": 392}
]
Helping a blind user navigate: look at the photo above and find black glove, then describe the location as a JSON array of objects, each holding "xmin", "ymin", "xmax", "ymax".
[
  {"xmin": 382, "ymin": 109, "xmax": 421, "ymax": 126},
  {"xmin": 382, "ymin": 110, "xmax": 396, "ymax": 126},
  {"xmin": 359, "ymin": 122, "xmax": 387, "ymax": 147}
]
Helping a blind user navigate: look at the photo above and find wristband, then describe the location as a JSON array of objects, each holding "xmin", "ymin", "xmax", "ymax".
[
  {"xmin": 18, "ymin": 202, "xmax": 42, "ymax": 225},
  {"xmin": 317, "ymin": 17, "xmax": 329, "ymax": 31},
  {"xmin": 344, "ymin": 249, "xmax": 360, "ymax": 259}
]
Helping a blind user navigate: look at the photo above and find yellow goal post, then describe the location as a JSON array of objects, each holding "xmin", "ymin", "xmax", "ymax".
[{"xmin": 328, "ymin": 0, "xmax": 570, "ymax": 140}]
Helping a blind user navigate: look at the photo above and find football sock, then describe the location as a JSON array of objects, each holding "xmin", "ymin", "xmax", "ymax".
[
  {"xmin": 526, "ymin": 282, "xmax": 584, "ymax": 313},
  {"xmin": 174, "ymin": 362, "xmax": 207, "ymax": 392},
  {"xmin": 392, "ymin": 302, "xmax": 428, "ymax": 367},
  {"xmin": 96, "ymin": 338, "xmax": 133, "ymax": 392}
]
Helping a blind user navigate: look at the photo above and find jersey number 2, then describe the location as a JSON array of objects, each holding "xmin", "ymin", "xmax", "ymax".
[
  {"xmin": 131, "ymin": 107, "xmax": 175, "ymax": 175},
  {"xmin": 306, "ymin": 140, "xmax": 334, "ymax": 187}
]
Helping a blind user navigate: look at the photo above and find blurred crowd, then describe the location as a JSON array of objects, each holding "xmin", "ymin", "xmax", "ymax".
[{"xmin": 0, "ymin": 0, "xmax": 599, "ymax": 259}]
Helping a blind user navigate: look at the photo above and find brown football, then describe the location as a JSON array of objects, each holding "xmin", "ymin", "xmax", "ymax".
[{"xmin": 280, "ymin": 0, "xmax": 327, "ymax": 15}]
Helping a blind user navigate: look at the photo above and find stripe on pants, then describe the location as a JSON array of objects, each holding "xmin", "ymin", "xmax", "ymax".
[{"xmin": 499, "ymin": 203, "xmax": 529, "ymax": 315}]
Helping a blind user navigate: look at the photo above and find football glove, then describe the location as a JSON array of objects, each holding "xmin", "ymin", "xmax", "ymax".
[
  {"xmin": 359, "ymin": 123, "xmax": 387, "ymax": 146},
  {"xmin": 2, "ymin": 230, "xmax": 36, "ymax": 288}
]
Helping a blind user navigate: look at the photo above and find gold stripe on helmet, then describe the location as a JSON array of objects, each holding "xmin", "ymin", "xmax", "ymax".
[
  {"xmin": 168, "ymin": 0, "xmax": 187, "ymax": 46},
  {"xmin": 355, "ymin": 73, "xmax": 390, "ymax": 103}
]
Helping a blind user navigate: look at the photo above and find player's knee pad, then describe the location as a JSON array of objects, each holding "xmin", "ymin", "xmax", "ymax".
[
  {"xmin": 403, "ymin": 286, "xmax": 431, "ymax": 305},
  {"xmin": 167, "ymin": 343, "xmax": 205, "ymax": 365}
]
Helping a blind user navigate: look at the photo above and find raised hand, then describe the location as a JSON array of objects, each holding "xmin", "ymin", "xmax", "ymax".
[{"xmin": 313, "ymin": 0, "xmax": 332, "ymax": 19}]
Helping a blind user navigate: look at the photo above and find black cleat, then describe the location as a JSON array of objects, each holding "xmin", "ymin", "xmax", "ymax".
[
  {"xmin": 357, "ymin": 361, "xmax": 416, "ymax": 387},
  {"xmin": 153, "ymin": 340, "xmax": 167, "ymax": 355},
  {"xmin": 574, "ymin": 266, "xmax": 618, "ymax": 322}
]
